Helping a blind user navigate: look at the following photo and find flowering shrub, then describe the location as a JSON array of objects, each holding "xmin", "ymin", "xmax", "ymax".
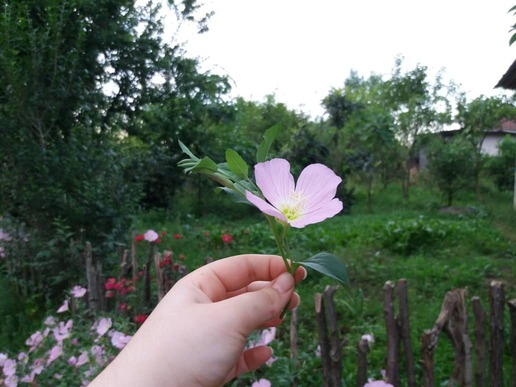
[{"xmin": 0, "ymin": 286, "xmax": 135, "ymax": 386}]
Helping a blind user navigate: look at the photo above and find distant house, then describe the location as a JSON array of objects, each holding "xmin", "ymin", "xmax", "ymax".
[{"xmin": 418, "ymin": 120, "xmax": 516, "ymax": 170}]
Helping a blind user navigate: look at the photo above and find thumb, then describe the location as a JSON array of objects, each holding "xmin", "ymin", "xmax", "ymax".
[{"xmin": 218, "ymin": 272, "xmax": 295, "ymax": 334}]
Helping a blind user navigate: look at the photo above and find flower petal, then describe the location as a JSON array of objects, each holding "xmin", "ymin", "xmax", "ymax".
[
  {"xmin": 254, "ymin": 159, "xmax": 294, "ymax": 208},
  {"xmin": 295, "ymin": 164, "xmax": 342, "ymax": 213},
  {"xmin": 245, "ymin": 191, "xmax": 288, "ymax": 222},
  {"xmin": 290, "ymin": 198, "xmax": 343, "ymax": 228}
]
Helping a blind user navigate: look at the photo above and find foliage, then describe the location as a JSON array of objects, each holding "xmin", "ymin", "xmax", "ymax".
[
  {"xmin": 0, "ymin": 288, "xmax": 135, "ymax": 386},
  {"xmin": 509, "ymin": 4, "xmax": 516, "ymax": 46},
  {"xmin": 426, "ymin": 135, "xmax": 477, "ymax": 206},
  {"xmin": 484, "ymin": 135, "xmax": 516, "ymax": 191}
]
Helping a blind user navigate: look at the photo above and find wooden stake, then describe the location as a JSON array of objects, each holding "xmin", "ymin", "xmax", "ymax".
[
  {"xmin": 357, "ymin": 336, "xmax": 370, "ymax": 387},
  {"xmin": 324, "ymin": 285, "xmax": 342, "ymax": 386},
  {"xmin": 507, "ymin": 298, "xmax": 516, "ymax": 387},
  {"xmin": 489, "ymin": 281, "xmax": 504, "ymax": 387},
  {"xmin": 397, "ymin": 278, "xmax": 416, "ymax": 387},
  {"xmin": 383, "ymin": 281, "xmax": 400, "ymax": 386},
  {"xmin": 290, "ymin": 308, "xmax": 299, "ymax": 387},
  {"xmin": 472, "ymin": 296, "xmax": 487, "ymax": 387},
  {"xmin": 314, "ymin": 293, "xmax": 333, "ymax": 386}
]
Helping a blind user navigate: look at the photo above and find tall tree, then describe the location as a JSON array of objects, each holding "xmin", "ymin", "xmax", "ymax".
[{"xmin": 383, "ymin": 58, "xmax": 455, "ymax": 199}]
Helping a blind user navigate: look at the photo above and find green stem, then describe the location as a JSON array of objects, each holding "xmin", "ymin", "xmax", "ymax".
[{"xmin": 265, "ymin": 216, "xmax": 297, "ymax": 318}]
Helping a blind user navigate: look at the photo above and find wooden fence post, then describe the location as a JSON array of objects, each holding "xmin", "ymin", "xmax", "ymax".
[
  {"xmin": 356, "ymin": 336, "xmax": 370, "ymax": 387},
  {"xmin": 489, "ymin": 281, "xmax": 504, "ymax": 387},
  {"xmin": 324, "ymin": 285, "xmax": 342, "ymax": 386},
  {"xmin": 290, "ymin": 307, "xmax": 299, "ymax": 387},
  {"xmin": 397, "ymin": 278, "xmax": 416, "ymax": 387},
  {"xmin": 153, "ymin": 252, "xmax": 166, "ymax": 301},
  {"xmin": 314, "ymin": 292, "xmax": 333, "ymax": 386},
  {"xmin": 383, "ymin": 281, "xmax": 400, "ymax": 386},
  {"xmin": 421, "ymin": 289, "xmax": 470, "ymax": 387},
  {"xmin": 508, "ymin": 299, "xmax": 516, "ymax": 387},
  {"xmin": 472, "ymin": 296, "xmax": 487, "ymax": 387}
]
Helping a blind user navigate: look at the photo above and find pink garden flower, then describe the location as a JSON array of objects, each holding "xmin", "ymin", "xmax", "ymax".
[
  {"xmin": 245, "ymin": 159, "xmax": 343, "ymax": 228},
  {"xmin": 95, "ymin": 317, "xmax": 112, "ymax": 337},
  {"xmin": 47, "ymin": 344, "xmax": 63, "ymax": 365},
  {"xmin": 25, "ymin": 331, "xmax": 44, "ymax": 351},
  {"xmin": 252, "ymin": 379, "xmax": 271, "ymax": 387},
  {"xmin": 71, "ymin": 285, "xmax": 87, "ymax": 298},
  {"xmin": 110, "ymin": 331, "xmax": 132, "ymax": 349},
  {"xmin": 364, "ymin": 380, "xmax": 394, "ymax": 387},
  {"xmin": 144, "ymin": 229, "xmax": 159, "ymax": 242},
  {"xmin": 221, "ymin": 234, "xmax": 233, "ymax": 244},
  {"xmin": 53, "ymin": 320, "xmax": 73, "ymax": 342},
  {"xmin": 57, "ymin": 299, "xmax": 69, "ymax": 313},
  {"xmin": 3, "ymin": 358, "xmax": 16, "ymax": 376}
]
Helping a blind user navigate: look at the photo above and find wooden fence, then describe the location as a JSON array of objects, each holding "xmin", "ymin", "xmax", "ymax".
[{"xmin": 311, "ymin": 279, "xmax": 516, "ymax": 387}]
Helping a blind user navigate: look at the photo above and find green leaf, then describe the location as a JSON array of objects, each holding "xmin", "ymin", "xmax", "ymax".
[
  {"xmin": 296, "ymin": 253, "xmax": 349, "ymax": 285},
  {"xmin": 225, "ymin": 149, "xmax": 249, "ymax": 178},
  {"xmin": 510, "ymin": 33, "xmax": 516, "ymax": 47},
  {"xmin": 256, "ymin": 123, "xmax": 281, "ymax": 163},
  {"xmin": 178, "ymin": 140, "xmax": 199, "ymax": 161}
]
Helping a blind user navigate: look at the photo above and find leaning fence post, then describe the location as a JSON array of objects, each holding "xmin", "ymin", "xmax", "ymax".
[
  {"xmin": 472, "ymin": 296, "xmax": 487, "ymax": 387},
  {"xmin": 397, "ymin": 278, "xmax": 416, "ymax": 387},
  {"xmin": 507, "ymin": 298, "xmax": 516, "ymax": 387},
  {"xmin": 489, "ymin": 281, "xmax": 504, "ymax": 387},
  {"xmin": 383, "ymin": 281, "xmax": 400, "ymax": 386}
]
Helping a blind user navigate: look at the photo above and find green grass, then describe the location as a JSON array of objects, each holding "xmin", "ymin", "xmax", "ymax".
[{"xmin": 135, "ymin": 181, "xmax": 516, "ymax": 385}]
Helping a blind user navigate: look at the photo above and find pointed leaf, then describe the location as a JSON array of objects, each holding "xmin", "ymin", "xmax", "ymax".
[
  {"xmin": 510, "ymin": 33, "xmax": 516, "ymax": 46},
  {"xmin": 178, "ymin": 140, "xmax": 199, "ymax": 161},
  {"xmin": 256, "ymin": 124, "xmax": 281, "ymax": 163},
  {"xmin": 296, "ymin": 253, "xmax": 349, "ymax": 285},
  {"xmin": 225, "ymin": 149, "xmax": 249, "ymax": 178}
]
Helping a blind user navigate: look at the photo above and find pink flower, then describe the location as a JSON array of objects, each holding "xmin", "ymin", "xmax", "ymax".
[
  {"xmin": 221, "ymin": 234, "xmax": 233, "ymax": 244},
  {"xmin": 47, "ymin": 344, "xmax": 63, "ymax": 365},
  {"xmin": 245, "ymin": 159, "xmax": 343, "ymax": 228},
  {"xmin": 44, "ymin": 316, "xmax": 56, "ymax": 326},
  {"xmin": 53, "ymin": 320, "xmax": 73, "ymax": 342},
  {"xmin": 57, "ymin": 299, "xmax": 69, "ymax": 313},
  {"xmin": 76, "ymin": 351, "xmax": 89, "ymax": 367},
  {"xmin": 91, "ymin": 345, "xmax": 106, "ymax": 366},
  {"xmin": 174, "ymin": 233, "xmax": 182, "ymax": 239},
  {"xmin": 144, "ymin": 230, "xmax": 159, "ymax": 242},
  {"xmin": 110, "ymin": 331, "xmax": 132, "ymax": 349},
  {"xmin": 4, "ymin": 375, "xmax": 18, "ymax": 387},
  {"xmin": 252, "ymin": 379, "xmax": 271, "ymax": 387},
  {"xmin": 0, "ymin": 353, "xmax": 7, "ymax": 366},
  {"xmin": 95, "ymin": 317, "xmax": 112, "ymax": 337},
  {"xmin": 71, "ymin": 286, "xmax": 87, "ymax": 298},
  {"xmin": 3, "ymin": 358, "xmax": 16, "ymax": 376},
  {"xmin": 249, "ymin": 327, "xmax": 276, "ymax": 348},
  {"xmin": 25, "ymin": 331, "xmax": 44, "ymax": 351}
]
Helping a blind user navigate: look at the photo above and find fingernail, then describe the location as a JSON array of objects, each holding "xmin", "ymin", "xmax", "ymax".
[
  {"xmin": 272, "ymin": 272, "xmax": 294, "ymax": 293},
  {"xmin": 301, "ymin": 267, "xmax": 308, "ymax": 280}
]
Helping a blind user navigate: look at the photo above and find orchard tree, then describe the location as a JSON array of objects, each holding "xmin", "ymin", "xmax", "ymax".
[
  {"xmin": 427, "ymin": 136, "xmax": 477, "ymax": 206},
  {"xmin": 384, "ymin": 58, "xmax": 455, "ymax": 199},
  {"xmin": 322, "ymin": 71, "xmax": 401, "ymax": 211}
]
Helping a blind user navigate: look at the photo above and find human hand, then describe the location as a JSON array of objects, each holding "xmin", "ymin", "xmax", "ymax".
[{"xmin": 90, "ymin": 254, "xmax": 306, "ymax": 387}]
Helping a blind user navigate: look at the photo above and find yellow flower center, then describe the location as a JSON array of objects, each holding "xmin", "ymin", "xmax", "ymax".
[{"xmin": 278, "ymin": 191, "xmax": 307, "ymax": 221}]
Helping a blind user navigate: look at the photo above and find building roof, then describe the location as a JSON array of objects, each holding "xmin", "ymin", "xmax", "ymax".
[{"xmin": 496, "ymin": 59, "xmax": 516, "ymax": 90}]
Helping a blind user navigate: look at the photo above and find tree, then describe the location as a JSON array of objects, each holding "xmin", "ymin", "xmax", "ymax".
[
  {"xmin": 0, "ymin": 0, "xmax": 225, "ymax": 294},
  {"xmin": 384, "ymin": 58, "xmax": 455, "ymax": 199},
  {"xmin": 322, "ymin": 71, "xmax": 401, "ymax": 211},
  {"xmin": 455, "ymin": 94, "xmax": 516, "ymax": 194},
  {"xmin": 427, "ymin": 136, "xmax": 477, "ymax": 206}
]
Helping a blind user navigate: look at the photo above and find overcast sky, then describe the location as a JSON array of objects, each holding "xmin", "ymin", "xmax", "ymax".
[{"xmin": 171, "ymin": 0, "xmax": 516, "ymax": 118}]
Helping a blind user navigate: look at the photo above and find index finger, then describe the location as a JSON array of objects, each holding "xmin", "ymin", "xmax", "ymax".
[{"xmin": 185, "ymin": 254, "xmax": 303, "ymax": 302}]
